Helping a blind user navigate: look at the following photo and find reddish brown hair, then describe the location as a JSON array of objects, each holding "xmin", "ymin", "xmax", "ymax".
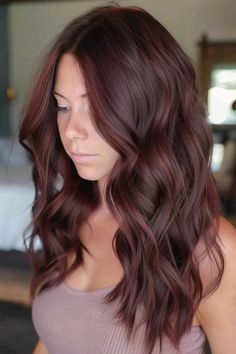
[{"xmin": 19, "ymin": 4, "xmax": 223, "ymax": 353}]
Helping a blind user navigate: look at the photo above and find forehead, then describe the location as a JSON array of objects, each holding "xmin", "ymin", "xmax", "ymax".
[{"xmin": 54, "ymin": 53, "xmax": 86, "ymax": 91}]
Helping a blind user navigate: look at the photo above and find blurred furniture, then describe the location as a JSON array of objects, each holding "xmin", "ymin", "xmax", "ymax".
[
  {"xmin": 0, "ymin": 137, "xmax": 35, "ymax": 305},
  {"xmin": 213, "ymin": 139, "xmax": 236, "ymax": 214},
  {"xmin": 197, "ymin": 35, "xmax": 236, "ymax": 215},
  {"xmin": 0, "ymin": 164, "xmax": 35, "ymax": 250},
  {"xmin": 197, "ymin": 35, "xmax": 236, "ymax": 103},
  {"xmin": 0, "ymin": 266, "xmax": 31, "ymax": 306},
  {"xmin": 0, "ymin": 136, "xmax": 29, "ymax": 165},
  {"xmin": 0, "ymin": 137, "xmax": 34, "ymax": 251},
  {"xmin": 0, "ymin": 137, "xmax": 41, "ymax": 251}
]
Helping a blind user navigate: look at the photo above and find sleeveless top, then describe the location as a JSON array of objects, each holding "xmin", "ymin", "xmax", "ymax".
[{"xmin": 32, "ymin": 282, "xmax": 206, "ymax": 354}]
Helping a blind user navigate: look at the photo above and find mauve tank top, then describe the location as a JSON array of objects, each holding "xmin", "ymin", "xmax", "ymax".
[{"xmin": 32, "ymin": 281, "xmax": 206, "ymax": 354}]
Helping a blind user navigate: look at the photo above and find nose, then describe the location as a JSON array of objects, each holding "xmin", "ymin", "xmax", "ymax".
[{"xmin": 64, "ymin": 111, "xmax": 88, "ymax": 141}]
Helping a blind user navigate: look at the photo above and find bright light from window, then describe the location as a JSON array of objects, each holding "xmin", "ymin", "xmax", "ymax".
[
  {"xmin": 208, "ymin": 67, "xmax": 236, "ymax": 124},
  {"xmin": 211, "ymin": 143, "xmax": 224, "ymax": 172}
]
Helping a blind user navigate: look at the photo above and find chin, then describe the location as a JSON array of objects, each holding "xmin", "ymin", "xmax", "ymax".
[{"xmin": 75, "ymin": 168, "xmax": 102, "ymax": 182}]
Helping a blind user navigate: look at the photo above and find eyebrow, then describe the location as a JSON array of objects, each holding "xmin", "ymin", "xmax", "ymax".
[{"xmin": 53, "ymin": 91, "xmax": 88, "ymax": 99}]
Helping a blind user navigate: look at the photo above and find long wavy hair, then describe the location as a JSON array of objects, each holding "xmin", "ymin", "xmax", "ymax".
[{"xmin": 19, "ymin": 4, "xmax": 224, "ymax": 353}]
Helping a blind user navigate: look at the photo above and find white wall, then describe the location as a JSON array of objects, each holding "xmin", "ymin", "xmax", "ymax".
[{"xmin": 8, "ymin": 0, "xmax": 236, "ymax": 135}]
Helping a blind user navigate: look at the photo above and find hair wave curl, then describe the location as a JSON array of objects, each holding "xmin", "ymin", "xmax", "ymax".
[{"xmin": 19, "ymin": 4, "xmax": 223, "ymax": 353}]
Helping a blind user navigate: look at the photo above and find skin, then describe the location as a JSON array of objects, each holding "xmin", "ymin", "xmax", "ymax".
[
  {"xmin": 33, "ymin": 53, "xmax": 236, "ymax": 353},
  {"xmin": 196, "ymin": 216, "xmax": 236, "ymax": 353}
]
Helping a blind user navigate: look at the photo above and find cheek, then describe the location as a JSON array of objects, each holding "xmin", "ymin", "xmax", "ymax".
[
  {"xmin": 57, "ymin": 120, "xmax": 67, "ymax": 150},
  {"xmin": 106, "ymin": 147, "xmax": 120, "ymax": 166},
  {"xmin": 99, "ymin": 137, "xmax": 119, "ymax": 160},
  {"xmin": 57, "ymin": 119, "xmax": 65, "ymax": 139}
]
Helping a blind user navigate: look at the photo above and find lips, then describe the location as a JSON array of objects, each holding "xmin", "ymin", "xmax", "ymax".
[
  {"xmin": 71, "ymin": 152, "xmax": 98, "ymax": 163},
  {"xmin": 71, "ymin": 152, "xmax": 97, "ymax": 156}
]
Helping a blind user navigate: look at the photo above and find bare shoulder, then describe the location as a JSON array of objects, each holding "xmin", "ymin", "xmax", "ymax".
[
  {"xmin": 217, "ymin": 215, "xmax": 236, "ymax": 249},
  {"xmin": 196, "ymin": 215, "xmax": 236, "ymax": 353}
]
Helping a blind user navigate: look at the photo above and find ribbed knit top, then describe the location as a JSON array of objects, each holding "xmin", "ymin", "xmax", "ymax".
[{"xmin": 32, "ymin": 281, "xmax": 206, "ymax": 354}]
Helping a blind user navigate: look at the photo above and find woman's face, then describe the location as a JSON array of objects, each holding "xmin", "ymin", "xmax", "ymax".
[{"xmin": 54, "ymin": 53, "xmax": 120, "ymax": 184}]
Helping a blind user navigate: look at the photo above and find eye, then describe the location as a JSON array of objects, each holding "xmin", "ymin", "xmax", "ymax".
[
  {"xmin": 54, "ymin": 105, "xmax": 70, "ymax": 113},
  {"xmin": 53, "ymin": 96, "xmax": 70, "ymax": 113}
]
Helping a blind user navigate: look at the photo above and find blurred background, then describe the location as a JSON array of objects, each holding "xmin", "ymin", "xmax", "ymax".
[{"xmin": 0, "ymin": 0, "xmax": 236, "ymax": 353}]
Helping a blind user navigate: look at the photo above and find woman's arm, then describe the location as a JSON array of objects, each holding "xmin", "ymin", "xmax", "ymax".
[
  {"xmin": 33, "ymin": 339, "xmax": 48, "ymax": 354},
  {"xmin": 197, "ymin": 216, "xmax": 236, "ymax": 354}
]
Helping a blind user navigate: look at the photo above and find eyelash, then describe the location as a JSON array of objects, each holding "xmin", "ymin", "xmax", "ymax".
[{"xmin": 54, "ymin": 105, "xmax": 69, "ymax": 113}]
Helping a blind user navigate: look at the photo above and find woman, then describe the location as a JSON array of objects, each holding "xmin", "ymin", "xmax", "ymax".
[{"xmin": 19, "ymin": 4, "xmax": 236, "ymax": 354}]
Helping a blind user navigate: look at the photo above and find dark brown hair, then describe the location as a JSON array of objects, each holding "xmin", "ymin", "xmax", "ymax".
[{"xmin": 19, "ymin": 4, "xmax": 224, "ymax": 353}]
